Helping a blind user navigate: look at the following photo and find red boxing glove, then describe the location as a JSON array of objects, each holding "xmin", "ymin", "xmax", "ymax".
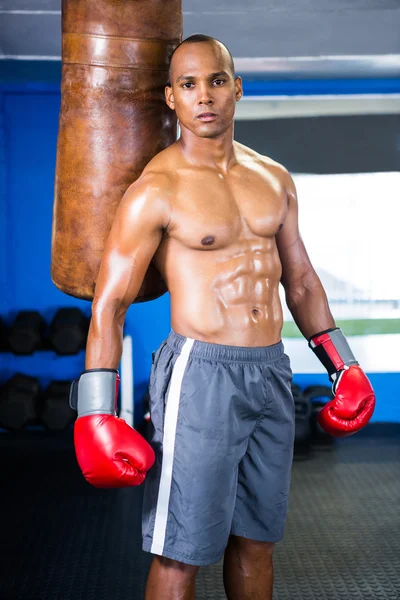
[
  {"xmin": 318, "ymin": 365, "xmax": 375, "ymax": 437},
  {"xmin": 309, "ymin": 328, "xmax": 376, "ymax": 437},
  {"xmin": 69, "ymin": 369, "xmax": 155, "ymax": 488}
]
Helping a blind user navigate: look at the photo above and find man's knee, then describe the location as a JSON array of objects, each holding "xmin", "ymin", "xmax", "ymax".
[
  {"xmin": 153, "ymin": 555, "xmax": 200, "ymax": 580},
  {"xmin": 226, "ymin": 535, "xmax": 275, "ymax": 567}
]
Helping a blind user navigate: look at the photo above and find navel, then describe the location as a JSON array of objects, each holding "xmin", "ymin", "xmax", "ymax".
[{"xmin": 201, "ymin": 235, "xmax": 215, "ymax": 246}]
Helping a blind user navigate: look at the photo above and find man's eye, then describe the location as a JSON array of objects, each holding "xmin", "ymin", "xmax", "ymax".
[
  {"xmin": 182, "ymin": 82, "xmax": 194, "ymax": 88},
  {"xmin": 214, "ymin": 79, "xmax": 225, "ymax": 85}
]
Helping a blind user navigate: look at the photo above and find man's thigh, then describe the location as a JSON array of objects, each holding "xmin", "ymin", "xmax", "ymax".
[{"xmin": 231, "ymin": 352, "xmax": 295, "ymax": 543}]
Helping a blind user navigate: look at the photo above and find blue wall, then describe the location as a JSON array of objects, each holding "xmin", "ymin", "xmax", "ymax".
[{"xmin": 0, "ymin": 65, "xmax": 398, "ymax": 423}]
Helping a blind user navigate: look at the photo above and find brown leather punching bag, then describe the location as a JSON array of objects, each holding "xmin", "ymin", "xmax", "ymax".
[{"xmin": 51, "ymin": 0, "xmax": 182, "ymax": 302}]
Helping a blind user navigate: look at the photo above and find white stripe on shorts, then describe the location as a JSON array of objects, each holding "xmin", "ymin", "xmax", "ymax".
[{"xmin": 151, "ymin": 336, "xmax": 195, "ymax": 555}]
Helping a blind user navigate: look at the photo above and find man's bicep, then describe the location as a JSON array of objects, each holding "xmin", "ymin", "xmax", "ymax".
[{"xmin": 93, "ymin": 176, "xmax": 170, "ymax": 312}]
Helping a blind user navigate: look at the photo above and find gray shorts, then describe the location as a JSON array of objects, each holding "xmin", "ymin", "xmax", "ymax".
[{"xmin": 142, "ymin": 329, "xmax": 295, "ymax": 566}]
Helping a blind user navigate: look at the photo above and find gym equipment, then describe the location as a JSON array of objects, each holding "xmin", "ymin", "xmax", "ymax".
[
  {"xmin": 0, "ymin": 374, "xmax": 40, "ymax": 430},
  {"xmin": 51, "ymin": 0, "xmax": 182, "ymax": 303},
  {"xmin": 70, "ymin": 370, "xmax": 155, "ymax": 487},
  {"xmin": 308, "ymin": 328, "xmax": 375, "ymax": 436},
  {"xmin": 7, "ymin": 311, "xmax": 46, "ymax": 355},
  {"xmin": 292, "ymin": 383, "xmax": 312, "ymax": 460},
  {"xmin": 39, "ymin": 380, "xmax": 76, "ymax": 431},
  {"xmin": 304, "ymin": 385, "xmax": 335, "ymax": 448},
  {"xmin": 48, "ymin": 308, "xmax": 89, "ymax": 355}
]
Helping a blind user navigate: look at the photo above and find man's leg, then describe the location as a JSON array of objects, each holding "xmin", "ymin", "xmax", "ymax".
[
  {"xmin": 145, "ymin": 556, "xmax": 200, "ymax": 600},
  {"xmin": 223, "ymin": 535, "xmax": 275, "ymax": 600}
]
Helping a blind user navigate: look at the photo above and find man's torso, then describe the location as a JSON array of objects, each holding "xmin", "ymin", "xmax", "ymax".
[{"xmin": 144, "ymin": 140, "xmax": 289, "ymax": 347}]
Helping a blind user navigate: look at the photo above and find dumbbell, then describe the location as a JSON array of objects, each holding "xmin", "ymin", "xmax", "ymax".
[
  {"xmin": 303, "ymin": 385, "xmax": 335, "ymax": 448},
  {"xmin": 0, "ymin": 373, "xmax": 41, "ymax": 430},
  {"xmin": 7, "ymin": 311, "xmax": 46, "ymax": 354},
  {"xmin": 292, "ymin": 383, "xmax": 312, "ymax": 460},
  {"xmin": 38, "ymin": 380, "xmax": 76, "ymax": 431},
  {"xmin": 48, "ymin": 308, "xmax": 90, "ymax": 355}
]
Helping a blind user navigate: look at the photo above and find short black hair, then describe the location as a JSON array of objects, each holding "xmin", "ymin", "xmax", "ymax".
[{"xmin": 168, "ymin": 34, "xmax": 235, "ymax": 85}]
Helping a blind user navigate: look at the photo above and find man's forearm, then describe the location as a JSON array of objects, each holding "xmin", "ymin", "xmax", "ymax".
[
  {"xmin": 284, "ymin": 273, "xmax": 336, "ymax": 340},
  {"xmin": 85, "ymin": 308, "xmax": 125, "ymax": 370}
]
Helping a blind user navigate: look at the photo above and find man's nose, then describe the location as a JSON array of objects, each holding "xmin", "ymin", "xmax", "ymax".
[{"xmin": 197, "ymin": 84, "xmax": 213, "ymax": 105}]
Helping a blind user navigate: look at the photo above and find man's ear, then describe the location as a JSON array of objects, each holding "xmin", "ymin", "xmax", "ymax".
[
  {"xmin": 234, "ymin": 76, "xmax": 243, "ymax": 102},
  {"xmin": 165, "ymin": 86, "xmax": 175, "ymax": 111}
]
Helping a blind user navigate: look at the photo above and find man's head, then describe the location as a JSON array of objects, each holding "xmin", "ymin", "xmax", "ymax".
[{"xmin": 165, "ymin": 34, "xmax": 242, "ymax": 139}]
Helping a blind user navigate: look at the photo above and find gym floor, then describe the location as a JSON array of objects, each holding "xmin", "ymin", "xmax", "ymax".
[{"xmin": 1, "ymin": 425, "xmax": 399, "ymax": 600}]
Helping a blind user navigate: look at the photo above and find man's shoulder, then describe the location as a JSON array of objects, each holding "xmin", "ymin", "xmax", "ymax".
[
  {"xmin": 121, "ymin": 160, "xmax": 176, "ymax": 217},
  {"xmin": 235, "ymin": 142, "xmax": 288, "ymax": 176},
  {"xmin": 235, "ymin": 142, "xmax": 295, "ymax": 198},
  {"xmin": 137, "ymin": 144, "xmax": 179, "ymax": 190},
  {"xmin": 129, "ymin": 145, "xmax": 174, "ymax": 187}
]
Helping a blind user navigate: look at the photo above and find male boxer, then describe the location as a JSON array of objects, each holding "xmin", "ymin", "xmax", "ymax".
[{"xmin": 71, "ymin": 34, "xmax": 375, "ymax": 600}]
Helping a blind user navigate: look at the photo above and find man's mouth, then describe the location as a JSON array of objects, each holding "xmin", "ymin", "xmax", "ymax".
[{"xmin": 197, "ymin": 113, "xmax": 217, "ymax": 121}]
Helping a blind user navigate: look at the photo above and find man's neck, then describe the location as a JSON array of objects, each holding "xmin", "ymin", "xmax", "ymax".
[{"xmin": 178, "ymin": 126, "xmax": 237, "ymax": 173}]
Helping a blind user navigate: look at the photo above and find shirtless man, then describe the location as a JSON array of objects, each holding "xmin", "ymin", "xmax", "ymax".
[{"xmin": 70, "ymin": 34, "xmax": 376, "ymax": 600}]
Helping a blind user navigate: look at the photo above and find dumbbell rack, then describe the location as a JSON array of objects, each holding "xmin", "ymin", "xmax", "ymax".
[{"xmin": 0, "ymin": 307, "xmax": 90, "ymax": 432}]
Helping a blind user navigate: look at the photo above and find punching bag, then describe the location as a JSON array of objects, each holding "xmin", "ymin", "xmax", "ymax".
[{"xmin": 51, "ymin": 0, "xmax": 182, "ymax": 302}]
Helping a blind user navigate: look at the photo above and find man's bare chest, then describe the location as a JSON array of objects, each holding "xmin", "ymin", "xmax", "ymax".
[{"xmin": 166, "ymin": 169, "xmax": 288, "ymax": 250}]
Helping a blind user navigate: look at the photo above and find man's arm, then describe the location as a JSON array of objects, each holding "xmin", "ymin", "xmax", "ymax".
[
  {"xmin": 276, "ymin": 169, "xmax": 375, "ymax": 437},
  {"xmin": 68, "ymin": 172, "xmax": 170, "ymax": 488},
  {"xmin": 86, "ymin": 172, "xmax": 172, "ymax": 369},
  {"xmin": 276, "ymin": 170, "xmax": 335, "ymax": 338}
]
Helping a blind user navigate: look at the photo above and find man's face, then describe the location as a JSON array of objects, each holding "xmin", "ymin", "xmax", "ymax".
[{"xmin": 165, "ymin": 42, "xmax": 242, "ymax": 139}]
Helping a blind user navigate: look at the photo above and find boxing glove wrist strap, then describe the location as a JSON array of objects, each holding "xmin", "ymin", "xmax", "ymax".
[
  {"xmin": 69, "ymin": 369, "xmax": 119, "ymax": 417},
  {"xmin": 308, "ymin": 328, "xmax": 359, "ymax": 382}
]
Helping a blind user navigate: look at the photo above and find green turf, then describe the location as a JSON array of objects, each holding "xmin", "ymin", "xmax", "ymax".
[{"xmin": 282, "ymin": 318, "xmax": 400, "ymax": 338}]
